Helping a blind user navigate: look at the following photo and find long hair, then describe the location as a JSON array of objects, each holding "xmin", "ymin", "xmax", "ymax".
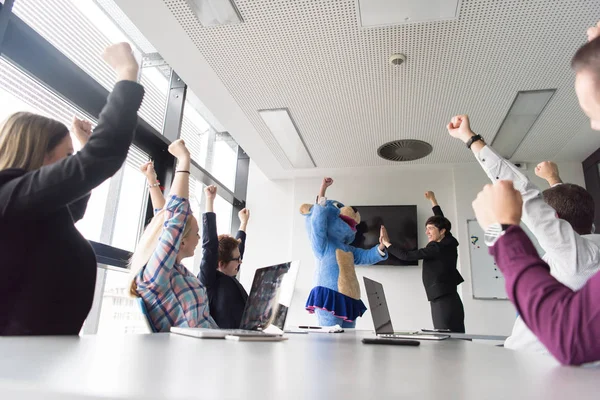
[
  {"xmin": 0, "ymin": 112, "xmax": 69, "ymax": 171},
  {"xmin": 129, "ymin": 210, "xmax": 194, "ymax": 297}
]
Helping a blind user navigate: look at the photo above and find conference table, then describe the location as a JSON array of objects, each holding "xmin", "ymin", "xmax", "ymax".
[{"xmin": 0, "ymin": 330, "xmax": 597, "ymax": 399}]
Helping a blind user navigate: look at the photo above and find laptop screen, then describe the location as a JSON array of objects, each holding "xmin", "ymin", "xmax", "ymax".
[
  {"xmin": 364, "ymin": 277, "xmax": 394, "ymax": 334},
  {"xmin": 240, "ymin": 261, "xmax": 299, "ymax": 331}
]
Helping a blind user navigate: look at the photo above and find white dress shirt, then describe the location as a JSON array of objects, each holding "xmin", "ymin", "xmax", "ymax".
[{"xmin": 475, "ymin": 145, "xmax": 600, "ymax": 354}]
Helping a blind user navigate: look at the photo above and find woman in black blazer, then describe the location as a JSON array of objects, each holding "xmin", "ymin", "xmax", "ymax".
[
  {"xmin": 0, "ymin": 43, "xmax": 144, "ymax": 335},
  {"xmin": 199, "ymin": 207, "xmax": 250, "ymax": 329},
  {"xmin": 380, "ymin": 191, "xmax": 465, "ymax": 333}
]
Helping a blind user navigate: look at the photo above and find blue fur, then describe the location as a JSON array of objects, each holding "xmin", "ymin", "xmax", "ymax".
[{"xmin": 303, "ymin": 199, "xmax": 387, "ymax": 325}]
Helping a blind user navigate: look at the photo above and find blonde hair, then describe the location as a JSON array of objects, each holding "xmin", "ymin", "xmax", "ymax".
[
  {"xmin": 0, "ymin": 112, "xmax": 69, "ymax": 171},
  {"xmin": 129, "ymin": 210, "xmax": 195, "ymax": 297}
]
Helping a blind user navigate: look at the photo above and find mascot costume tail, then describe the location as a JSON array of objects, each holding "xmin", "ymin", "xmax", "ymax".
[{"xmin": 300, "ymin": 178, "xmax": 387, "ymax": 328}]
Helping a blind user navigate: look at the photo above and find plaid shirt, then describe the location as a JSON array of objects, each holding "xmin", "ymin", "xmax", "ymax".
[{"xmin": 136, "ymin": 195, "xmax": 217, "ymax": 332}]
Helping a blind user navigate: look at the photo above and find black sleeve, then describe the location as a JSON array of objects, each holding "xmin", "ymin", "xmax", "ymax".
[
  {"xmin": 67, "ymin": 193, "xmax": 91, "ymax": 222},
  {"xmin": 387, "ymin": 241, "xmax": 442, "ymax": 261},
  {"xmin": 198, "ymin": 212, "xmax": 219, "ymax": 287},
  {"xmin": 432, "ymin": 205, "xmax": 444, "ymax": 217},
  {"xmin": 236, "ymin": 230, "xmax": 247, "ymax": 259},
  {"xmin": 0, "ymin": 81, "xmax": 144, "ymax": 220}
]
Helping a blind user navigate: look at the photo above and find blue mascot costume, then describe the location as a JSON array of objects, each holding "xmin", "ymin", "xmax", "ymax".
[{"xmin": 300, "ymin": 178, "xmax": 387, "ymax": 327}]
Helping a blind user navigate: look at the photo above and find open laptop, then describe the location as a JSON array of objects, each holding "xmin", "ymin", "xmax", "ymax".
[
  {"xmin": 363, "ymin": 276, "xmax": 449, "ymax": 340},
  {"xmin": 171, "ymin": 261, "xmax": 299, "ymax": 338}
]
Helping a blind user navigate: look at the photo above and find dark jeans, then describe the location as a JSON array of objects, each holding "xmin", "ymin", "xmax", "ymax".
[{"xmin": 430, "ymin": 292, "xmax": 465, "ymax": 333}]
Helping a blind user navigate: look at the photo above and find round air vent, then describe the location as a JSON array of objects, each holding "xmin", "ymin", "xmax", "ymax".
[{"xmin": 377, "ymin": 139, "xmax": 433, "ymax": 162}]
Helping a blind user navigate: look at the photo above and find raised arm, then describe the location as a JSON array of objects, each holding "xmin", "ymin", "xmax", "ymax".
[
  {"xmin": 0, "ymin": 43, "xmax": 143, "ymax": 219},
  {"xmin": 425, "ymin": 191, "xmax": 444, "ymax": 216},
  {"xmin": 303, "ymin": 178, "xmax": 334, "ymax": 255},
  {"xmin": 141, "ymin": 140, "xmax": 192, "ymax": 288},
  {"xmin": 140, "ymin": 161, "xmax": 166, "ymax": 214},
  {"xmin": 447, "ymin": 115, "xmax": 583, "ymax": 275},
  {"xmin": 236, "ymin": 208, "xmax": 249, "ymax": 259},
  {"xmin": 473, "ymin": 181, "xmax": 600, "ymax": 366},
  {"xmin": 535, "ymin": 161, "xmax": 563, "ymax": 187},
  {"xmin": 198, "ymin": 185, "xmax": 219, "ymax": 287}
]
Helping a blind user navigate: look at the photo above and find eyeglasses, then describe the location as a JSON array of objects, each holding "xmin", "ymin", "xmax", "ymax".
[{"xmin": 228, "ymin": 257, "xmax": 242, "ymax": 263}]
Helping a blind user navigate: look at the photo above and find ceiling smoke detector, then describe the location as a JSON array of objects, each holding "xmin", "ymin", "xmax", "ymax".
[
  {"xmin": 389, "ymin": 53, "xmax": 407, "ymax": 66},
  {"xmin": 377, "ymin": 139, "xmax": 433, "ymax": 162}
]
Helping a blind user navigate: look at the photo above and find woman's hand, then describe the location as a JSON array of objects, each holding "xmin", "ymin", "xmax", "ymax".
[
  {"xmin": 140, "ymin": 161, "xmax": 158, "ymax": 183},
  {"xmin": 102, "ymin": 42, "xmax": 139, "ymax": 82},
  {"xmin": 239, "ymin": 208, "xmax": 250, "ymax": 231},
  {"xmin": 71, "ymin": 117, "xmax": 92, "ymax": 147},
  {"xmin": 168, "ymin": 139, "xmax": 190, "ymax": 161}
]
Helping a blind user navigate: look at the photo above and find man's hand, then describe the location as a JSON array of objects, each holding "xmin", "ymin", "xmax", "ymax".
[
  {"xmin": 168, "ymin": 139, "xmax": 190, "ymax": 160},
  {"xmin": 588, "ymin": 20, "xmax": 600, "ymax": 42},
  {"xmin": 238, "ymin": 208, "xmax": 250, "ymax": 224},
  {"xmin": 472, "ymin": 181, "xmax": 523, "ymax": 231},
  {"xmin": 204, "ymin": 185, "xmax": 217, "ymax": 200},
  {"xmin": 319, "ymin": 177, "xmax": 333, "ymax": 198},
  {"xmin": 535, "ymin": 161, "xmax": 562, "ymax": 186},
  {"xmin": 71, "ymin": 116, "xmax": 92, "ymax": 147},
  {"xmin": 102, "ymin": 42, "xmax": 139, "ymax": 82},
  {"xmin": 447, "ymin": 115, "xmax": 475, "ymax": 144},
  {"xmin": 140, "ymin": 161, "xmax": 158, "ymax": 183},
  {"xmin": 379, "ymin": 226, "xmax": 391, "ymax": 249}
]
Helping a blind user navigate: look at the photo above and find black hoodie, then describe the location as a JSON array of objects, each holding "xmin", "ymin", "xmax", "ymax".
[{"xmin": 387, "ymin": 205, "xmax": 464, "ymax": 301}]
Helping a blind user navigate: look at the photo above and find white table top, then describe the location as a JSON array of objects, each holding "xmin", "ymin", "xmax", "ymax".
[{"xmin": 0, "ymin": 331, "xmax": 597, "ymax": 400}]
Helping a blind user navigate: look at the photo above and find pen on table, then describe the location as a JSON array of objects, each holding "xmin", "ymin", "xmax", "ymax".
[{"xmin": 298, "ymin": 326, "xmax": 322, "ymax": 329}]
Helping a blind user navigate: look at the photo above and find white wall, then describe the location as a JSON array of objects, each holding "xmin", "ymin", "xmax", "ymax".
[
  {"xmin": 241, "ymin": 160, "xmax": 585, "ymax": 334},
  {"xmin": 240, "ymin": 162, "xmax": 295, "ymax": 289}
]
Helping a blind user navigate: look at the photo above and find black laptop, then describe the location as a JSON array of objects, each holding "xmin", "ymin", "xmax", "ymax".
[{"xmin": 363, "ymin": 276, "xmax": 449, "ymax": 340}]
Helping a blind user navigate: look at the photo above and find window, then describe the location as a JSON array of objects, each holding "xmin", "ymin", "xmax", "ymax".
[
  {"xmin": 13, "ymin": 0, "xmax": 169, "ymax": 132},
  {"xmin": 97, "ymin": 268, "xmax": 148, "ymax": 334},
  {"xmin": 110, "ymin": 147, "xmax": 150, "ymax": 252},
  {"xmin": 182, "ymin": 91, "xmax": 238, "ymax": 190}
]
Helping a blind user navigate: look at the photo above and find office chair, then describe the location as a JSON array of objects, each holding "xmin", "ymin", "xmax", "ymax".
[{"xmin": 136, "ymin": 297, "xmax": 157, "ymax": 333}]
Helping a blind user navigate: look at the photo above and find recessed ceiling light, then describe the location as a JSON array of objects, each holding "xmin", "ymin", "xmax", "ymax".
[
  {"xmin": 186, "ymin": 0, "xmax": 243, "ymax": 27},
  {"xmin": 259, "ymin": 108, "xmax": 315, "ymax": 169},
  {"xmin": 492, "ymin": 89, "xmax": 556, "ymax": 159}
]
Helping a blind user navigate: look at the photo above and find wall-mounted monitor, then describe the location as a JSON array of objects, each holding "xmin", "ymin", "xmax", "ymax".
[{"xmin": 350, "ymin": 205, "xmax": 418, "ymax": 266}]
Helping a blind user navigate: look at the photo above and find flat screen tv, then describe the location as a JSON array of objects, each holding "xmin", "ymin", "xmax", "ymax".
[{"xmin": 350, "ymin": 205, "xmax": 418, "ymax": 266}]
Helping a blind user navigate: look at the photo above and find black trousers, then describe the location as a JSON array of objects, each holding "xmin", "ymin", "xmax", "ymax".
[{"xmin": 430, "ymin": 292, "xmax": 465, "ymax": 333}]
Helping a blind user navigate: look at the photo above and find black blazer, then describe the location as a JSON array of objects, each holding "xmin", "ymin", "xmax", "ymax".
[
  {"xmin": 0, "ymin": 81, "xmax": 145, "ymax": 335},
  {"xmin": 198, "ymin": 212, "xmax": 248, "ymax": 329},
  {"xmin": 387, "ymin": 205, "xmax": 464, "ymax": 301}
]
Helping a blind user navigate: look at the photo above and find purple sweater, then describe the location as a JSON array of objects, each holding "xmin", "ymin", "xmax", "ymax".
[{"xmin": 490, "ymin": 225, "xmax": 600, "ymax": 365}]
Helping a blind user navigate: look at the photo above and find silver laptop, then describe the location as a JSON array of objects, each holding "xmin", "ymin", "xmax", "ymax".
[
  {"xmin": 363, "ymin": 276, "xmax": 449, "ymax": 341},
  {"xmin": 171, "ymin": 261, "xmax": 299, "ymax": 338}
]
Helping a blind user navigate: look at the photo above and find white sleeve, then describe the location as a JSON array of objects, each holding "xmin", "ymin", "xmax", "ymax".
[{"xmin": 475, "ymin": 146, "xmax": 586, "ymax": 276}]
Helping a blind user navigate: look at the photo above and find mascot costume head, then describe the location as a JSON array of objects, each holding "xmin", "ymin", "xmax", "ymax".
[{"xmin": 300, "ymin": 194, "xmax": 387, "ymax": 328}]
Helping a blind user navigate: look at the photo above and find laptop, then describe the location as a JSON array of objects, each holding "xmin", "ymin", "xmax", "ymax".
[
  {"xmin": 363, "ymin": 276, "xmax": 449, "ymax": 341},
  {"xmin": 171, "ymin": 261, "xmax": 299, "ymax": 339}
]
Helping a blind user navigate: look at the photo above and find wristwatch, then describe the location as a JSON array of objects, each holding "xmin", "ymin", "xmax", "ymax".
[
  {"xmin": 484, "ymin": 223, "xmax": 512, "ymax": 246},
  {"xmin": 466, "ymin": 134, "xmax": 483, "ymax": 149}
]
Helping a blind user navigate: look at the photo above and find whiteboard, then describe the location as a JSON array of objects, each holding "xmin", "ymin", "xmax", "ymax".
[{"xmin": 467, "ymin": 220, "xmax": 544, "ymax": 300}]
